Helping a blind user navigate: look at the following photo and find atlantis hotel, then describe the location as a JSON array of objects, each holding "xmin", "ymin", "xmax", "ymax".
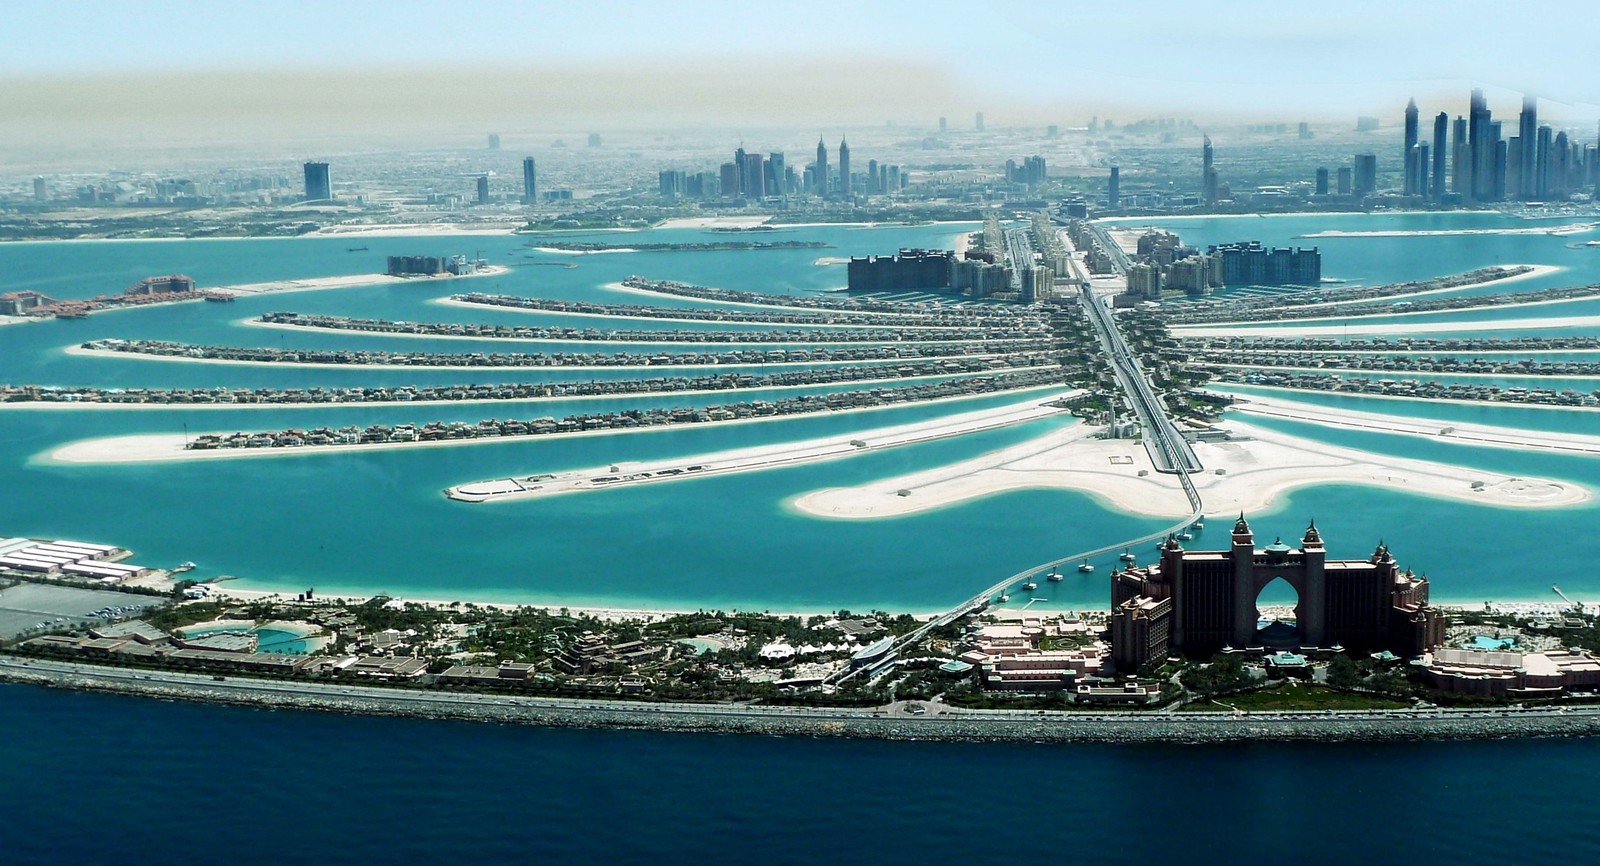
[{"xmin": 1110, "ymin": 518, "xmax": 1446, "ymax": 670}]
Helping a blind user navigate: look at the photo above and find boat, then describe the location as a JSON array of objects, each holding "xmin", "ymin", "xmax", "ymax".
[
  {"xmin": 1077, "ymin": 560, "xmax": 1095, "ymax": 574},
  {"xmin": 1120, "ymin": 549, "xmax": 1136, "ymax": 563},
  {"xmin": 1046, "ymin": 567, "xmax": 1063, "ymax": 582}
]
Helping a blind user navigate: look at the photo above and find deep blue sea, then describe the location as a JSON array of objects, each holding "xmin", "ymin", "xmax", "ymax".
[{"xmin": 2, "ymin": 682, "xmax": 1595, "ymax": 866}]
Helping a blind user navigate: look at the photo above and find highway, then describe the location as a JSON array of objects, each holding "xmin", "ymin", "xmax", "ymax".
[{"xmin": 1080, "ymin": 284, "xmax": 1202, "ymax": 474}]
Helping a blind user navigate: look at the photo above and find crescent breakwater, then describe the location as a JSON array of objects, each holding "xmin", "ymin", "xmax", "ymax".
[
  {"xmin": 11, "ymin": 657, "xmax": 1600, "ymax": 744},
  {"xmin": 76, "ymin": 337, "xmax": 1049, "ymax": 369},
  {"xmin": 0, "ymin": 356, "xmax": 1060, "ymax": 408},
  {"xmin": 250, "ymin": 311, "xmax": 1047, "ymax": 344},
  {"xmin": 1161, "ymin": 266, "xmax": 1536, "ymax": 325},
  {"xmin": 174, "ymin": 370, "xmax": 1068, "ymax": 453},
  {"xmin": 446, "ymin": 291, "xmax": 1032, "ymax": 328}
]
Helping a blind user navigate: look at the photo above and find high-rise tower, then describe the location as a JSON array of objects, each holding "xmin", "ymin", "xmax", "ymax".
[
  {"xmin": 1202, "ymin": 136, "xmax": 1217, "ymax": 204},
  {"xmin": 1431, "ymin": 112, "xmax": 1448, "ymax": 201},
  {"xmin": 1403, "ymin": 98, "xmax": 1420, "ymax": 195},
  {"xmin": 303, "ymin": 162, "xmax": 331, "ymax": 201},
  {"xmin": 1518, "ymin": 95, "xmax": 1538, "ymax": 200},
  {"xmin": 838, "ymin": 137, "xmax": 850, "ymax": 197},
  {"xmin": 815, "ymin": 137, "xmax": 828, "ymax": 196}
]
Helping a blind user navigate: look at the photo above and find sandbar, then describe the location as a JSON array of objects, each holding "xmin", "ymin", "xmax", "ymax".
[
  {"xmin": 239, "ymin": 316, "xmax": 1015, "ymax": 347},
  {"xmin": 44, "ymin": 384, "xmax": 1076, "ymax": 465},
  {"xmin": 789, "ymin": 414, "xmax": 1587, "ymax": 520},
  {"xmin": 212, "ymin": 265, "xmax": 510, "ymax": 297},
  {"xmin": 1174, "ymin": 314, "xmax": 1600, "ymax": 339},
  {"xmin": 447, "ymin": 394, "xmax": 1078, "ymax": 502},
  {"xmin": 430, "ymin": 295, "xmax": 966, "ymax": 330}
]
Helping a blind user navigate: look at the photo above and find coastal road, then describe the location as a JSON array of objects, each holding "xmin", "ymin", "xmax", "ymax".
[{"xmin": 10, "ymin": 655, "xmax": 1600, "ymax": 742}]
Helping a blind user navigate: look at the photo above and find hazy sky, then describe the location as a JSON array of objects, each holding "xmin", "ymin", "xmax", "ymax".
[{"xmin": 4, "ymin": 0, "xmax": 1599, "ymax": 153}]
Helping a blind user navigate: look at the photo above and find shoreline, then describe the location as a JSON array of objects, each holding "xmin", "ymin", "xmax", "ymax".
[
  {"xmin": 42, "ymin": 384, "xmax": 1075, "ymax": 465},
  {"xmin": 787, "ymin": 414, "xmax": 1587, "ymax": 521},
  {"xmin": 445, "ymin": 395, "xmax": 1077, "ymax": 502},
  {"xmin": 429, "ymin": 295, "xmax": 966, "ymax": 330},
  {"xmin": 0, "ymin": 370, "xmax": 977, "ymax": 412},
  {"xmin": 238, "ymin": 316, "xmax": 1013, "ymax": 347},
  {"xmin": 62, "ymin": 343, "xmax": 1007, "ymax": 372},
  {"xmin": 8, "ymin": 657, "xmax": 1600, "ymax": 743}
]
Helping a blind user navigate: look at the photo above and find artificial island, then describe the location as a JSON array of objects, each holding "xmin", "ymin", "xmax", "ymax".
[{"xmin": 6, "ymin": 87, "xmax": 1600, "ymax": 742}]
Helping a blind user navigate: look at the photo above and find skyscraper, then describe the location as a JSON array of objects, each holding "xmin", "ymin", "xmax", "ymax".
[
  {"xmin": 838, "ymin": 138, "xmax": 850, "ymax": 197},
  {"xmin": 1432, "ymin": 112, "xmax": 1449, "ymax": 201},
  {"xmin": 1108, "ymin": 165, "xmax": 1120, "ymax": 209},
  {"xmin": 1201, "ymin": 136, "xmax": 1217, "ymax": 204},
  {"xmin": 1403, "ymin": 98, "xmax": 1420, "ymax": 195},
  {"xmin": 1451, "ymin": 117, "xmax": 1468, "ymax": 195},
  {"xmin": 1536, "ymin": 124, "xmax": 1554, "ymax": 198},
  {"xmin": 1353, "ymin": 153, "xmax": 1377, "ymax": 196},
  {"xmin": 522, "ymin": 157, "xmax": 537, "ymax": 203},
  {"xmin": 815, "ymin": 137, "xmax": 828, "ymax": 196},
  {"xmin": 1518, "ymin": 95, "xmax": 1538, "ymax": 200},
  {"xmin": 303, "ymin": 162, "xmax": 331, "ymax": 201}
]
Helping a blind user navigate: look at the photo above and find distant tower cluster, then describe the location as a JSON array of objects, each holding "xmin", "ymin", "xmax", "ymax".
[{"xmin": 1393, "ymin": 88, "xmax": 1598, "ymax": 204}]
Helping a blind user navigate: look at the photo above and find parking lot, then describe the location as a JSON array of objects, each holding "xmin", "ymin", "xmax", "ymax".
[{"xmin": 0, "ymin": 581, "xmax": 160, "ymax": 639}]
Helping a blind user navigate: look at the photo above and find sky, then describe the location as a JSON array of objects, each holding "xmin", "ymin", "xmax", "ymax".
[{"xmin": 3, "ymin": 0, "xmax": 1599, "ymax": 153}]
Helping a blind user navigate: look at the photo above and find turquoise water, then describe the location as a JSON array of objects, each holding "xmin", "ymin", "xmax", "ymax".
[{"xmin": 5, "ymin": 214, "xmax": 1600, "ymax": 611}]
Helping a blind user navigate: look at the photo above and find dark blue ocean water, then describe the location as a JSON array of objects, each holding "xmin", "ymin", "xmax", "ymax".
[{"xmin": 1, "ymin": 682, "xmax": 1594, "ymax": 865}]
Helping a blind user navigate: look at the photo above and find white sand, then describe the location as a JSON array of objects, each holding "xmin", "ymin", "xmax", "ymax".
[
  {"xmin": 309, "ymin": 224, "xmax": 521, "ymax": 237},
  {"xmin": 62, "ymin": 343, "xmax": 1008, "ymax": 372},
  {"xmin": 429, "ymin": 295, "xmax": 964, "ymax": 330},
  {"xmin": 239, "ymin": 316, "xmax": 1013, "ymax": 347},
  {"xmin": 654, "ymin": 215, "xmax": 772, "ymax": 230},
  {"xmin": 1216, "ymin": 391, "xmax": 1600, "ymax": 456},
  {"xmin": 1175, "ymin": 313, "xmax": 1600, "ymax": 339},
  {"xmin": 45, "ymin": 385, "xmax": 1076, "ymax": 465},
  {"xmin": 789, "ymin": 416, "xmax": 1587, "ymax": 521},
  {"xmin": 448, "ymin": 395, "xmax": 1077, "ymax": 502},
  {"xmin": 1284, "ymin": 264, "xmax": 1562, "ymax": 310},
  {"xmin": 213, "ymin": 265, "xmax": 511, "ymax": 297}
]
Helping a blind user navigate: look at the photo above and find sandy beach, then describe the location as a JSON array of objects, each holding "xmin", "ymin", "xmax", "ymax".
[
  {"xmin": 62, "ymin": 342, "xmax": 1005, "ymax": 372},
  {"xmin": 238, "ymin": 316, "xmax": 1005, "ymax": 347},
  {"xmin": 789, "ymin": 414, "xmax": 1587, "ymax": 521},
  {"xmin": 43, "ymin": 384, "xmax": 1075, "ymax": 465},
  {"xmin": 1286, "ymin": 264, "xmax": 1562, "ymax": 310},
  {"xmin": 309, "ymin": 223, "xmax": 522, "ymax": 237},
  {"xmin": 429, "ymin": 295, "xmax": 964, "ymax": 330},
  {"xmin": 447, "ymin": 395, "xmax": 1077, "ymax": 502},
  {"xmin": 654, "ymin": 215, "xmax": 773, "ymax": 230},
  {"xmin": 1216, "ymin": 391, "xmax": 1600, "ymax": 457},
  {"xmin": 1174, "ymin": 313, "xmax": 1600, "ymax": 339}
]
